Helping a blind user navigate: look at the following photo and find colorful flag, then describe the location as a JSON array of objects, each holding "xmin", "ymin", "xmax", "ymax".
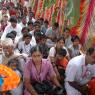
[{"xmin": 33, "ymin": 0, "xmax": 39, "ymax": 16}]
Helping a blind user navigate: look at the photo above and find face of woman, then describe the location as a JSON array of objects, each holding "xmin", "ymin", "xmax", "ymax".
[
  {"xmin": 32, "ymin": 51, "xmax": 42, "ymax": 64},
  {"xmin": 56, "ymin": 39, "xmax": 64, "ymax": 48}
]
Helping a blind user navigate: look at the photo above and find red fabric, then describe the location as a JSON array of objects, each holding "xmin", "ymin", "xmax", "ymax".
[
  {"xmin": 89, "ymin": 79, "xmax": 95, "ymax": 95},
  {"xmin": 9, "ymin": 9, "xmax": 17, "ymax": 16},
  {"xmin": 80, "ymin": 0, "xmax": 95, "ymax": 45},
  {"xmin": 33, "ymin": 0, "xmax": 39, "ymax": 17},
  {"xmin": 59, "ymin": 58, "xmax": 68, "ymax": 70}
]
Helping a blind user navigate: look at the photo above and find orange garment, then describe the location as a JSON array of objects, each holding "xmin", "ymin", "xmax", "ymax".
[
  {"xmin": 0, "ymin": 64, "xmax": 20, "ymax": 92},
  {"xmin": 89, "ymin": 78, "xmax": 95, "ymax": 95},
  {"xmin": 59, "ymin": 58, "xmax": 68, "ymax": 70}
]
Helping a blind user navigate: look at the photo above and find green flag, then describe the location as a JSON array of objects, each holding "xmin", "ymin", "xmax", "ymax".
[{"xmin": 64, "ymin": 0, "xmax": 80, "ymax": 27}]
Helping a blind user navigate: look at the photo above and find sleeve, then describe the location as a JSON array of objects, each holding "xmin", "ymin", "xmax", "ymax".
[
  {"xmin": 45, "ymin": 28, "xmax": 52, "ymax": 37},
  {"xmin": 48, "ymin": 47, "xmax": 55, "ymax": 57},
  {"xmin": 65, "ymin": 62, "xmax": 78, "ymax": 82},
  {"xmin": 17, "ymin": 42, "xmax": 23, "ymax": 52},
  {"xmin": 63, "ymin": 47, "xmax": 70, "ymax": 56},
  {"xmin": 91, "ymin": 64, "xmax": 95, "ymax": 77},
  {"xmin": 1, "ymin": 27, "xmax": 8, "ymax": 40},
  {"xmin": 15, "ymin": 25, "xmax": 22, "ymax": 43},
  {"xmin": 23, "ymin": 61, "xmax": 31, "ymax": 79},
  {"xmin": 47, "ymin": 60, "xmax": 56, "ymax": 78}
]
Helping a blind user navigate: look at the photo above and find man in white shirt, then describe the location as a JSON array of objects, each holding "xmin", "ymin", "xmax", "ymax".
[
  {"xmin": 1, "ymin": 38, "xmax": 26, "ymax": 71},
  {"xmin": 1, "ymin": 16, "xmax": 22, "ymax": 44},
  {"xmin": 0, "ymin": 7, "xmax": 10, "ymax": 21},
  {"xmin": 27, "ymin": 12, "xmax": 36, "ymax": 23},
  {"xmin": 45, "ymin": 23, "xmax": 60, "ymax": 48},
  {"xmin": 1, "ymin": 38, "xmax": 24, "ymax": 95},
  {"xmin": 63, "ymin": 28, "xmax": 72, "ymax": 48},
  {"xmin": 19, "ymin": 16, "xmax": 27, "ymax": 28},
  {"xmin": 17, "ymin": 33, "xmax": 32, "ymax": 56},
  {"xmin": 65, "ymin": 47, "xmax": 95, "ymax": 95}
]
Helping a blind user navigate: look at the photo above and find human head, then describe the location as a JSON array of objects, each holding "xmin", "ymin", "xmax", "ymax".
[
  {"xmin": 52, "ymin": 22, "xmax": 59, "ymax": 30},
  {"xmin": 0, "ymin": 20, "xmax": 5, "ymax": 27},
  {"xmin": 21, "ymin": 27, "xmax": 29, "ymax": 35},
  {"xmin": 2, "ymin": 7, "xmax": 7, "ymax": 14},
  {"xmin": 30, "ymin": 45, "xmax": 42, "ymax": 64},
  {"xmin": 56, "ymin": 48, "xmax": 67, "ymax": 60},
  {"xmin": 44, "ymin": 20, "xmax": 49, "ymax": 28},
  {"xmin": 28, "ymin": 7, "xmax": 32, "ymax": 13},
  {"xmin": 21, "ymin": 16, "xmax": 27, "ymax": 25},
  {"xmin": 23, "ymin": 33, "xmax": 32, "ymax": 45},
  {"xmin": 29, "ymin": 12, "xmax": 35, "ymax": 19},
  {"xmin": 56, "ymin": 37, "xmax": 65, "ymax": 49},
  {"xmin": 86, "ymin": 47, "xmax": 95, "ymax": 65},
  {"xmin": 38, "ymin": 18, "xmax": 44, "ymax": 25},
  {"xmin": 39, "ymin": 33, "xmax": 47, "ymax": 44},
  {"xmin": 71, "ymin": 35, "xmax": 80, "ymax": 46},
  {"xmin": 9, "ymin": 16, "xmax": 17, "ymax": 28},
  {"xmin": 33, "ymin": 21, "xmax": 41, "ymax": 32},
  {"xmin": 2, "ymin": 15, "xmax": 8, "ymax": 23},
  {"xmin": 34, "ymin": 31, "xmax": 47, "ymax": 44},
  {"xmin": 2, "ymin": 38, "xmax": 14, "ymax": 57},
  {"xmin": 6, "ymin": 30, "xmax": 17, "ymax": 42},
  {"xmin": 27, "ymin": 21, "xmax": 33, "ymax": 31},
  {"xmin": 63, "ymin": 28, "xmax": 70, "ymax": 38},
  {"xmin": 8, "ymin": 58, "xmax": 19, "ymax": 70}
]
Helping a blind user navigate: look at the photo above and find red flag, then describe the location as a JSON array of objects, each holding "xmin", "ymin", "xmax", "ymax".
[
  {"xmin": 49, "ymin": 5, "xmax": 55, "ymax": 25},
  {"xmin": 33, "ymin": 0, "xmax": 39, "ymax": 17},
  {"xmin": 80, "ymin": 0, "xmax": 95, "ymax": 45}
]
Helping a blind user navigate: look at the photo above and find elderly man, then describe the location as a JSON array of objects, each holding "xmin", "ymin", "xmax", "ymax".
[
  {"xmin": 0, "ymin": 38, "xmax": 26, "ymax": 72},
  {"xmin": 65, "ymin": 47, "xmax": 95, "ymax": 95}
]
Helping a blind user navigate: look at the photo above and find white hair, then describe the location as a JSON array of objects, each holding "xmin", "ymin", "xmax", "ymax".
[{"xmin": 1, "ymin": 38, "xmax": 14, "ymax": 47}]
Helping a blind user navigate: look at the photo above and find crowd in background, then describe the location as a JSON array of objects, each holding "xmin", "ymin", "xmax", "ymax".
[{"xmin": 0, "ymin": 1, "xmax": 95, "ymax": 95}]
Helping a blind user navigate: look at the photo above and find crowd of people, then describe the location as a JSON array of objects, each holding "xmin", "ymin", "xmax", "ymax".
[{"xmin": 0, "ymin": 1, "xmax": 95, "ymax": 95}]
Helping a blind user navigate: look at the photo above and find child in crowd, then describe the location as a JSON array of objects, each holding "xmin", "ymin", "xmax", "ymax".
[
  {"xmin": 68, "ymin": 35, "xmax": 84, "ymax": 58},
  {"xmin": 17, "ymin": 33, "xmax": 32, "ymax": 57},
  {"xmin": 7, "ymin": 58, "xmax": 23, "ymax": 95}
]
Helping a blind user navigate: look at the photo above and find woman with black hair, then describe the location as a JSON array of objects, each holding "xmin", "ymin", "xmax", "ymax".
[{"xmin": 24, "ymin": 45, "xmax": 62, "ymax": 95}]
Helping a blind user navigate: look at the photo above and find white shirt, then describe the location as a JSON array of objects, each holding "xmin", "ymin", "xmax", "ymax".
[
  {"xmin": 1, "ymin": 23, "xmax": 22, "ymax": 43},
  {"xmin": 26, "ymin": 16, "xmax": 36, "ymax": 23},
  {"xmin": 17, "ymin": 35, "xmax": 36, "ymax": 48},
  {"xmin": 29, "ymin": 30, "xmax": 34, "ymax": 36},
  {"xmin": 30, "ymin": 35, "xmax": 36, "ymax": 47},
  {"xmin": 19, "ymin": 22, "xmax": 27, "ymax": 28},
  {"xmin": 0, "ymin": 10, "xmax": 10, "ymax": 21},
  {"xmin": 48, "ymin": 46, "xmax": 69, "ymax": 57},
  {"xmin": 18, "ymin": 41, "xmax": 32, "ymax": 56},
  {"xmin": 0, "ymin": 54, "xmax": 3, "ymax": 64},
  {"xmin": 68, "ymin": 44, "xmax": 82, "ymax": 58},
  {"xmin": 65, "ymin": 36, "xmax": 72, "ymax": 48},
  {"xmin": 65, "ymin": 55, "xmax": 95, "ymax": 95}
]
